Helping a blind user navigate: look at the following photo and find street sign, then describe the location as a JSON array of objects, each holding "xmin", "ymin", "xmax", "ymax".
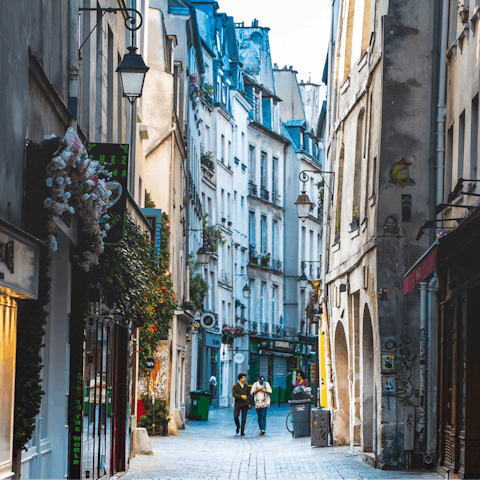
[{"xmin": 145, "ymin": 357, "xmax": 155, "ymax": 371}]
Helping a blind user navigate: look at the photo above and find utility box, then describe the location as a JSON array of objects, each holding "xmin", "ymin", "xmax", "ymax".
[{"xmin": 311, "ymin": 408, "xmax": 330, "ymax": 447}]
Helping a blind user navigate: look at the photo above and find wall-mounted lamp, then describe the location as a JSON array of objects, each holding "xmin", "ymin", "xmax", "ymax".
[
  {"xmin": 235, "ymin": 274, "xmax": 251, "ymax": 300},
  {"xmin": 295, "ymin": 169, "xmax": 334, "ymax": 221},
  {"xmin": 298, "ymin": 272, "xmax": 309, "ymax": 290}
]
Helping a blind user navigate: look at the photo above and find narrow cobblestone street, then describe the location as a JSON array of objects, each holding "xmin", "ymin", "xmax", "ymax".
[{"xmin": 119, "ymin": 406, "xmax": 442, "ymax": 480}]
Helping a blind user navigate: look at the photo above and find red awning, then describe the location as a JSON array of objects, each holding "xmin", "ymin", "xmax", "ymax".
[{"xmin": 403, "ymin": 246, "xmax": 437, "ymax": 295}]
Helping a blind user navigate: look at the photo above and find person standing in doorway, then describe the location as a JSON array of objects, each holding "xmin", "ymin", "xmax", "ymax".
[
  {"xmin": 251, "ymin": 375, "xmax": 272, "ymax": 435},
  {"xmin": 295, "ymin": 370, "xmax": 310, "ymax": 388},
  {"xmin": 232, "ymin": 373, "xmax": 251, "ymax": 436}
]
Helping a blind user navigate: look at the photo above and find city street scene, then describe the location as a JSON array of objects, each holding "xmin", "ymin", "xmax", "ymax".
[{"xmin": 1, "ymin": 0, "xmax": 479, "ymax": 479}]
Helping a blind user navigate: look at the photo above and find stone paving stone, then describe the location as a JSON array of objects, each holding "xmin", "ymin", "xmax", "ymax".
[{"xmin": 117, "ymin": 406, "xmax": 442, "ymax": 480}]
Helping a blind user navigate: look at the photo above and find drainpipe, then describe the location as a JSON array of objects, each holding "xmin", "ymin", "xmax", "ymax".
[
  {"xmin": 436, "ymin": 0, "xmax": 449, "ymax": 213},
  {"xmin": 418, "ymin": 282, "xmax": 428, "ymax": 446},
  {"xmin": 425, "ymin": 275, "xmax": 439, "ymax": 465},
  {"xmin": 68, "ymin": 0, "xmax": 79, "ymax": 124}
]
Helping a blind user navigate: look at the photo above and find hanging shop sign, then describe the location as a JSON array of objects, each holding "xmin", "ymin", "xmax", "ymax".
[
  {"xmin": 145, "ymin": 357, "xmax": 155, "ymax": 371},
  {"xmin": 233, "ymin": 352, "xmax": 245, "ymax": 364},
  {"xmin": 141, "ymin": 208, "xmax": 162, "ymax": 256},
  {"xmin": 87, "ymin": 143, "xmax": 129, "ymax": 245},
  {"xmin": 0, "ymin": 222, "xmax": 40, "ymax": 299}
]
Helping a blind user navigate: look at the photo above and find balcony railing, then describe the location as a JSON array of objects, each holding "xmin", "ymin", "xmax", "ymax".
[
  {"xmin": 272, "ymin": 192, "xmax": 281, "ymax": 206},
  {"xmin": 260, "ymin": 187, "xmax": 269, "ymax": 202},
  {"xmin": 262, "ymin": 323, "xmax": 269, "ymax": 334},
  {"xmin": 249, "ymin": 321, "xmax": 258, "ymax": 333},
  {"xmin": 272, "ymin": 259, "xmax": 282, "ymax": 273},
  {"xmin": 248, "ymin": 182, "xmax": 258, "ymax": 196}
]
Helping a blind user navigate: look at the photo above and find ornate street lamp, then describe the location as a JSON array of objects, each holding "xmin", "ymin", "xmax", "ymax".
[
  {"xmin": 295, "ymin": 169, "xmax": 334, "ymax": 221},
  {"xmin": 117, "ymin": 46, "xmax": 150, "ymax": 104},
  {"xmin": 196, "ymin": 245, "xmax": 211, "ymax": 265},
  {"xmin": 298, "ymin": 272, "xmax": 309, "ymax": 290},
  {"xmin": 242, "ymin": 283, "xmax": 251, "ymax": 300}
]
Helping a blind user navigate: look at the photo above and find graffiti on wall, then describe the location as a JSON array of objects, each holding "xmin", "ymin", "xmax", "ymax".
[
  {"xmin": 388, "ymin": 157, "xmax": 416, "ymax": 188},
  {"xmin": 384, "ymin": 335, "xmax": 416, "ymax": 403}
]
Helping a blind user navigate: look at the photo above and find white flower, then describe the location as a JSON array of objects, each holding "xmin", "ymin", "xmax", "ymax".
[
  {"xmin": 52, "ymin": 156, "xmax": 67, "ymax": 170},
  {"xmin": 105, "ymin": 223, "xmax": 111, "ymax": 231},
  {"xmin": 47, "ymin": 234, "xmax": 57, "ymax": 252},
  {"xmin": 44, "ymin": 134, "xmax": 56, "ymax": 140},
  {"xmin": 64, "ymin": 192, "xmax": 71, "ymax": 199},
  {"xmin": 82, "ymin": 194, "xmax": 91, "ymax": 201},
  {"xmin": 65, "ymin": 177, "xmax": 71, "ymax": 185},
  {"xmin": 68, "ymin": 206, "xmax": 75, "ymax": 214},
  {"xmin": 86, "ymin": 179, "xmax": 95, "ymax": 188},
  {"xmin": 46, "ymin": 178, "xmax": 53, "ymax": 187},
  {"xmin": 56, "ymin": 176, "xmax": 64, "ymax": 185},
  {"xmin": 44, "ymin": 198, "xmax": 53, "ymax": 208}
]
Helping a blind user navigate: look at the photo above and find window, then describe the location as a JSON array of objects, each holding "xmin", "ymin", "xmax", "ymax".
[
  {"xmin": 260, "ymin": 282, "xmax": 267, "ymax": 323},
  {"xmin": 249, "ymin": 211, "xmax": 256, "ymax": 248},
  {"xmin": 470, "ymin": 94, "xmax": 478, "ymax": 180},
  {"xmin": 206, "ymin": 125, "xmax": 210, "ymax": 151},
  {"xmin": 272, "ymin": 285, "xmax": 277, "ymax": 325},
  {"xmin": 249, "ymin": 146, "xmax": 256, "ymax": 183},
  {"xmin": 261, "ymin": 215, "xmax": 268, "ymax": 255},
  {"xmin": 227, "ymin": 192, "xmax": 231, "ymax": 221},
  {"xmin": 221, "ymin": 189, "xmax": 225, "ymax": 220},
  {"xmin": 445, "ymin": 126, "xmax": 454, "ymax": 202},
  {"xmin": 301, "ymin": 226, "xmax": 306, "ymax": 262},
  {"xmin": 249, "ymin": 279, "xmax": 255, "ymax": 322},
  {"xmin": 241, "ymin": 133, "xmax": 245, "ymax": 162},
  {"xmin": 228, "ymin": 140, "xmax": 232, "ymax": 166},
  {"xmin": 272, "ymin": 156, "xmax": 279, "ymax": 195},
  {"xmin": 458, "ymin": 110, "xmax": 465, "ymax": 182},
  {"xmin": 260, "ymin": 152, "xmax": 268, "ymax": 190},
  {"xmin": 221, "ymin": 134, "xmax": 225, "ymax": 163},
  {"xmin": 272, "ymin": 220, "xmax": 279, "ymax": 260}
]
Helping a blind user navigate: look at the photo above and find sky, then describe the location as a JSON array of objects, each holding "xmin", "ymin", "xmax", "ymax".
[{"xmin": 218, "ymin": 0, "xmax": 331, "ymax": 87}]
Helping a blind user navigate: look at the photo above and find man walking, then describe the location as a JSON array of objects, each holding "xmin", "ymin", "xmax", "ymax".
[
  {"xmin": 251, "ymin": 375, "xmax": 272, "ymax": 435},
  {"xmin": 232, "ymin": 373, "xmax": 251, "ymax": 436}
]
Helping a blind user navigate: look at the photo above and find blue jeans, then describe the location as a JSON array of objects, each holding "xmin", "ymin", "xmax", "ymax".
[{"xmin": 256, "ymin": 407, "xmax": 267, "ymax": 431}]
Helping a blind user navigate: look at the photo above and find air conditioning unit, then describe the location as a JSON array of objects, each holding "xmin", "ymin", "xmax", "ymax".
[{"xmin": 200, "ymin": 312, "xmax": 216, "ymax": 329}]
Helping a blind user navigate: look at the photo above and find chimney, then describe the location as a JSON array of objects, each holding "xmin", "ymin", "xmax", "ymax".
[
  {"xmin": 283, "ymin": 65, "xmax": 288, "ymax": 70},
  {"xmin": 289, "ymin": 66, "xmax": 293, "ymax": 70},
  {"xmin": 300, "ymin": 79, "xmax": 304, "ymax": 84},
  {"xmin": 252, "ymin": 19, "xmax": 258, "ymax": 27},
  {"xmin": 274, "ymin": 63, "xmax": 278, "ymax": 69}
]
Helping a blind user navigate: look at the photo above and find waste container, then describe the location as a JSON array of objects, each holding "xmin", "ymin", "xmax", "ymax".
[
  {"xmin": 189, "ymin": 390, "xmax": 211, "ymax": 420},
  {"xmin": 311, "ymin": 408, "xmax": 330, "ymax": 447},
  {"xmin": 288, "ymin": 386, "xmax": 312, "ymax": 438}
]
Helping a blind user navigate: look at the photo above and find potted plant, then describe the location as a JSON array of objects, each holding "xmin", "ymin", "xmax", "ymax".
[
  {"xmin": 261, "ymin": 252, "xmax": 271, "ymax": 267},
  {"xmin": 350, "ymin": 199, "xmax": 360, "ymax": 231},
  {"xmin": 458, "ymin": 1, "xmax": 469, "ymax": 22},
  {"xmin": 139, "ymin": 394, "xmax": 171, "ymax": 436}
]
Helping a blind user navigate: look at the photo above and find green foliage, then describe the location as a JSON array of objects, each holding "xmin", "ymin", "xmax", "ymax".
[
  {"xmin": 352, "ymin": 199, "xmax": 360, "ymax": 219},
  {"xmin": 139, "ymin": 394, "xmax": 170, "ymax": 427},
  {"xmin": 145, "ymin": 190, "xmax": 156, "ymax": 208},
  {"xmin": 190, "ymin": 274, "xmax": 208, "ymax": 310},
  {"xmin": 335, "ymin": 210, "xmax": 341, "ymax": 236},
  {"xmin": 91, "ymin": 213, "xmax": 176, "ymax": 367}
]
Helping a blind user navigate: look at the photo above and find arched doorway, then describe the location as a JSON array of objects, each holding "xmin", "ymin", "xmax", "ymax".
[
  {"xmin": 334, "ymin": 321, "xmax": 350, "ymax": 445},
  {"xmin": 362, "ymin": 305, "xmax": 374, "ymax": 452}
]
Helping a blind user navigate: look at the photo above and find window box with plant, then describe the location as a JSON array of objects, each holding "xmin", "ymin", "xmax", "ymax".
[
  {"xmin": 335, "ymin": 210, "xmax": 341, "ymax": 243},
  {"xmin": 201, "ymin": 151, "xmax": 215, "ymax": 171},
  {"xmin": 202, "ymin": 214, "xmax": 226, "ymax": 253},
  {"xmin": 350, "ymin": 199, "xmax": 360, "ymax": 231},
  {"xmin": 261, "ymin": 252, "xmax": 271, "ymax": 267}
]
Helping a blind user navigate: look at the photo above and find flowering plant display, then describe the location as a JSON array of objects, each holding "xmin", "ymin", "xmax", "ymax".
[
  {"xmin": 202, "ymin": 213, "xmax": 226, "ymax": 252},
  {"xmin": 42, "ymin": 127, "xmax": 113, "ymax": 271},
  {"xmin": 263, "ymin": 252, "xmax": 271, "ymax": 260},
  {"xmin": 222, "ymin": 324, "xmax": 245, "ymax": 338},
  {"xmin": 190, "ymin": 73, "xmax": 215, "ymax": 99}
]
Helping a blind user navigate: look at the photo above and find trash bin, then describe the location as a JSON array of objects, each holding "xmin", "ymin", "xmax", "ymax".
[
  {"xmin": 288, "ymin": 386, "xmax": 313, "ymax": 438},
  {"xmin": 311, "ymin": 408, "xmax": 330, "ymax": 447},
  {"xmin": 289, "ymin": 399, "xmax": 311, "ymax": 437},
  {"xmin": 189, "ymin": 390, "xmax": 211, "ymax": 420}
]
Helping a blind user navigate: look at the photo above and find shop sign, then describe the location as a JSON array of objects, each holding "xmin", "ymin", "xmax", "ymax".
[
  {"xmin": 0, "ymin": 224, "xmax": 39, "ymax": 299},
  {"xmin": 274, "ymin": 341, "xmax": 290, "ymax": 349},
  {"xmin": 69, "ymin": 372, "xmax": 83, "ymax": 478},
  {"xmin": 205, "ymin": 332, "xmax": 221, "ymax": 348},
  {"xmin": 403, "ymin": 246, "xmax": 437, "ymax": 295},
  {"xmin": 87, "ymin": 143, "xmax": 129, "ymax": 245}
]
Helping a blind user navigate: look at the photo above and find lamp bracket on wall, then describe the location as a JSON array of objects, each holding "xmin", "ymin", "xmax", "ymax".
[{"xmin": 78, "ymin": 7, "xmax": 144, "ymax": 57}]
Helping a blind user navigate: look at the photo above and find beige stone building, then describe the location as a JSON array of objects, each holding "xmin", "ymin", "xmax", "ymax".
[{"xmin": 323, "ymin": 0, "xmax": 437, "ymax": 469}]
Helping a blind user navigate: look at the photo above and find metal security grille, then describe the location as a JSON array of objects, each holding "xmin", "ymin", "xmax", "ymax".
[
  {"xmin": 272, "ymin": 356, "xmax": 287, "ymax": 389},
  {"xmin": 259, "ymin": 355, "xmax": 269, "ymax": 378}
]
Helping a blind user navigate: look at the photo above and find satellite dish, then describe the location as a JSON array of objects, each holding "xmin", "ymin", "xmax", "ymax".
[{"xmin": 200, "ymin": 312, "xmax": 216, "ymax": 329}]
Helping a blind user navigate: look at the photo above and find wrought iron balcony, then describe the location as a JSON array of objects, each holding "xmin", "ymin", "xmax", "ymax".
[
  {"xmin": 272, "ymin": 259, "xmax": 282, "ymax": 272},
  {"xmin": 260, "ymin": 187, "xmax": 269, "ymax": 202},
  {"xmin": 248, "ymin": 182, "xmax": 258, "ymax": 196}
]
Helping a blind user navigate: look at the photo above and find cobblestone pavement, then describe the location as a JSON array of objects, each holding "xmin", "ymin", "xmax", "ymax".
[{"xmin": 119, "ymin": 406, "xmax": 442, "ymax": 480}]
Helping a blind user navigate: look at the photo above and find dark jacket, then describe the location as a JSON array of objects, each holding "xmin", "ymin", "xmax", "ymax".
[{"xmin": 232, "ymin": 382, "xmax": 251, "ymax": 406}]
